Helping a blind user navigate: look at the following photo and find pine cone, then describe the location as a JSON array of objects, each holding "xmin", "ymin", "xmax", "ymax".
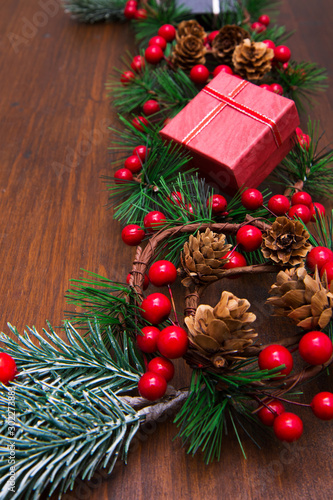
[
  {"xmin": 261, "ymin": 216, "xmax": 312, "ymax": 266},
  {"xmin": 211, "ymin": 25, "xmax": 249, "ymax": 67},
  {"xmin": 176, "ymin": 20, "xmax": 206, "ymax": 40},
  {"xmin": 267, "ymin": 266, "xmax": 333, "ymax": 330},
  {"xmin": 232, "ymin": 38, "xmax": 274, "ymax": 81},
  {"xmin": 172, "ymin": 20, "xmax": 207, "ymax": 70},
  {"xmin": 185, "ymin": 291, "xmax": 257, "ymax": 369},
  {"xmin": 179, "ymin": 228, "xmax": 232, "ymax": 286}
]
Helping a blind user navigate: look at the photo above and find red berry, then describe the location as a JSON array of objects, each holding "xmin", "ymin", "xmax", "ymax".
[
  {"xmin": 127, "ymin": 272, "xmax": 149, "ymax": 290},
  {"xmin": 124, "ymin": 4, "xmax": 137, "ymax": 19},
  {"xmin": 212, "ymin": 65, "xmax": 233, "ymax": 77},
  {"xmin": 124, "ymin": 155, "xmax": 142, "ymax": 173},
  {"xmin": 114, "ymin": 168, "xmax": 133, "ymax": 183},
  {"xmin": 282, "ymin": 62, "xmax": 289, "ymax": 70},
  {"xmin": 0, "ymin": 353, "xmax": 17, "ymax": 385},
  {"xmin": 136, "ymin": 326, "xmax": 161, "ymax": 353},
  {"xmin": 130, "ymin": 55, "xmax": 145, "ymax": 73},
  {"xmin": 258, "ymin": 400, "xmax": 285, "ymax": 426},
  {"xmin": 157, "ymin": 326, "xmax": 188, "ymax": 359},
  {"xmin": 133, "ymin": 145, "xmax": 148, "ymax": 161},
  {"xmin": 208, "ymin": 30, "xmax": 219, "ymax": 42},
  {"xmin": 120, "ymin": 70, "xmax": 135, "ymax": 85},
  {"xmin": 132, "ymin": 116, "xmax": 149, "ymax": 132},
  {"xmin": 190, "ymin": 65, "xmax": 210, "ymax": 85},
  {"xmin": 311, "ymin": 392, "xmax": 333, "ymax": 420},
  {"xmin": 288, "ymin": 204, "xmax": 311, "ymax": 224},
  {"xmin": 140, "ymin": 293, "xmax": 171, "ymax": 324},
  {"xmin": 168, "ymin": 191, "xmax": 184, "ymax": 206},
  {"xmin": 138, "ymin": 372, "xmax": 167, "ymax": 401},
  {"xmin": 260, "ymin": 83, "xmax": 273, "ymax": 91},
  {"xmin": 270, "ymin": 83, "xmax": 284, "ymax": 95},
  {"xmin": 251, "ymin": 21, "xmax": 266, "ymax": 33},
  {"xmin": 143, "ymin": 211, "xmax": 167, "ymax": 232},
  {"xmin": 223, "ymin": 250, "xmax": 247, "ymax": 270},
  {"xmin": 310, "ymin": 202, "xmax": 326, "ymax": 222},
  {"xmin": 241, "ymin": 188, "xmax": 263, "ymax": 210},
  {"xmin": 145, "ymin": 45, "xmax": 164, "ymax": 65},
  {"xmin": 126, "ymin": 0, "xmax": 138, "ymax": 6},
  {"xmin": 207, "ymin": 194, "xmax": 228, "ymax": 214},
  {"xmin": 157, "ymin": 24, "xmax": 176, "ymax": 43},
  {"xmin": 273, "ymin": 412, "xmax": 303, "ymax": 442},
  {"xmin": 142, "ymin": 99, "xmax": 160, "ymax": 116},
  {"xmin": 320, "ymin": 261, "xmax": 333, "ymax": 285},
  {"xmin": 258, "ymin": 345, "xmax": 293, "ymax": 377},
  {"xmin": 262, "ymin": 39, "xmax": 275, "ymax": 50},
  {"xmin": 306, "ymin": 246, "xmax": 333, "ymax": 271},
  {"xmin": 148, "ymin": 35, "xmax": 167, "ymax": 51},
  {"xmin": 291, "ymin": 191, "xmax": 312, "ymax": 207},
  {"xmin": 267, "ymin": 194, "xmax": 290, "ymax": 215},
  {"xmin": 135, "ymin": 8, "xmax": 147, "ymax": 19},
  {"xmin": 236, "ymin": 225, "xmax": 263, "ymax": 252},
  {"xmin": 258, "ymin": 14, "xmax": 270, "ymax": 26},
  {"xmin": 149, "ymin": 260, "xmax": 177, "ymax": 287},
  {"xmin": 274, "ymin": 45, "xmax": 291, "ymax": 63},
  {"xmin": 148, "ymin": 356, "xmax": 175, "ymax": 382},
  {"xmin": 121, "ymin": 224, "xmax": 145, "ymax": 246},
  {"xmin": 299, "ymin": 331, "xmax": 333, "ymax": 365}
]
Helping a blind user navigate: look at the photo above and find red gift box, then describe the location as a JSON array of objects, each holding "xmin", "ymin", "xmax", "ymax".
[{"xmin": 160, "ymin": 72, "xmax": 299, "ymax": 194}]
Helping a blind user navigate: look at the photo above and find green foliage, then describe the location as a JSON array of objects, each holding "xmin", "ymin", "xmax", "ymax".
[
  {"xmin": 274, "ymin": 60, "xmax": 328, "ymax": 111},
  {"xmin": 63, "ymin": 0, "xmax": 126, "ymax": 23},
  {"xmin": 251, "ymin": 24, "xmax": 292, "ymax": 45},
  {"xmin": 274, "ymin": 119, "xmax": 333, "ymax": 199},
  {"xmin": 309, "ymin": 209, "xmax": 333, "ymax": 250},
  {"xmin": 65, "ymin": 272, "xmax": 144, "ymax": 335},
  {"xmin": 109, "ymin": 64, "xmax": 199, "ymax": 117},
  {"xmin": 133, "ymin": 0, "xmax": 191, "ymax": 46},
  {"xmin": 0, "ymin": 321, "xmax": 144, "ymax": 499},
  {"xmin": 243, "ymin": 0, "xmax": 280, "ymax": 21}
]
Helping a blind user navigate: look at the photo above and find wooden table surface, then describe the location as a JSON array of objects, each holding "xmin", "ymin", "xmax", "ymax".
[{"xmin": 1, "ymin": 1, "xmax": 333, "ymax": 499}]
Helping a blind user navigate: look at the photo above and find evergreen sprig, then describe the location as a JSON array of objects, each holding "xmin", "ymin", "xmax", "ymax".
[
  {"xmin": 251, "ymin": 24, "xmax": 292, "ymax": 45},
  {"xmin": 0, "ymin": 321, "xmax": 145, "ymax": 499},
  {"xmin": 274, "ymin": 60, "xmax": 328, "ymax": 111},
  {"xmin": 274, "ymin": 119, "xmax": 333, "ymax": 199},
  {"xmin": 133, "ymin": 0, "xmax": 191, "ymax": 46},
  {"xmin": 243, "ymin": 0, "xmax": 281, "ymax": 20},
  {"xmin": 65, "ymin": 272, "xmax": 144, "ymax": 334},
  {"xmin": 63, "ymin": 0, "xmax": 126, "ymax": 23}
]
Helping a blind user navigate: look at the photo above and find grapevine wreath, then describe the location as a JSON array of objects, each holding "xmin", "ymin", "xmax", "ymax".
[{"xmin": 1, "ymin": 1, "xmax": 333, "ymax": 499}]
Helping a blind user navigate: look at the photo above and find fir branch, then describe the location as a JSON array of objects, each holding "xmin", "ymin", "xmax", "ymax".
[
  {"xmin": 62, "ymin": 0, "xmax": 126, "ymax": 23},
  {"xmin": 251, "ymin": 24, "xmax": 292, "ymax": 45},
  {"xmin": 243, "ymin": 0, "xmax": 280, "ymax": 21},
  {"xmin": 0, "ymin": 321, "xmax": 144, "ymax": 394},
  {"xmin": 274, "ymin": 60, "xmax": 328, "ymax": 111},
  {"xmin": 65, "ymin": 272, "xmax": 144, "ymax": 334},
  {"xmin": 309, "ymin": 209, "xmax": 333, "ymax": 250},
  {"xmin": 133, "ymin": 0, "xmax": 191, "ymax": 46},
  {"xmin": 273, "ymin": 119, "xmax": 333, "ymax": 199}
]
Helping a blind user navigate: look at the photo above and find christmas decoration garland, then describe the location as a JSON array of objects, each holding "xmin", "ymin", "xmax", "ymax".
[{"xmin": 1, "ymin": 1, "xmax": 333, "ymax": 499}]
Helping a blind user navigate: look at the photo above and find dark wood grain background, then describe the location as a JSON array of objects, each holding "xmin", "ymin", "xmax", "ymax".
[{"xmin": 0, "ymin": 1, "xmax": 332, "ymax": 499}]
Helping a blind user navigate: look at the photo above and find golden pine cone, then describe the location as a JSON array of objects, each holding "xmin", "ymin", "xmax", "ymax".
[
  {"xmin": 185, "ymin": 291, "xmax": 257, "ymax": 368},
  {"xmin": 211, "ymin": 25, "xmax": 249, "ymax": 66},
  {"xmin": 179, "ymin": 228, "xmax": 232, "ymax": 286},
  {"xmin": 232, "ymin": 38, "xmax": 274, "ymax": 81},
  {"xmin": 172, "ymin": 34, "xmax": 206, "ymax": 70},
  {"xmin": 261, "ymin": 216, "xmax": 312, "ymax": 266},
  {"xmin": 267, "ymin": 266, "xmax": 333, "ymax": 330},
  {"xmin": 176, "ymin": 20, "xmax": 206, "ymax": 41}
]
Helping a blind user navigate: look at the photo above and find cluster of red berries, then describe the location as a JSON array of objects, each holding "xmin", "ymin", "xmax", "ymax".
[
  {"xmin": 251, "ymin": 14, "xmax": 271, "ymax": 33},
  {"xmin": 144, "ymin": 25, "xmax": 176, "ymax": 65},
  {"xmin": 296, "ymin": 126, "xmax": 311, "ymax": 150},
  {"xmin": 241, "ymin": 187, "xmax": 325, "ymax": 225},
  {"xmin": 135, "ymin": 260, "xmax": 188, "ymax": 401},
  {"xmin": 123, "ymin": 1, "xmax": 147, "ymax": 21},
  {"xmin": 114, "ymin": 144, "xmax": 149, "ymax": 183},
  {"xmin": 0, "ymin": 352, "xmax": 17, "ymax": 385},
  {"xmin": 257, "ymin": 336, "xmax": 333, "ymax": 441},
  {"xmin": 306, "ymin": 246, "xmax": 333, "ymax": 284}
]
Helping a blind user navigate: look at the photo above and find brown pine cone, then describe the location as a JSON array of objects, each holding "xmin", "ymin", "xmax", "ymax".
[
  {"xmin": 232, "ymin": 38, "xmax": 274, "ymax": 81},
  {"xmin": 172, "ymin": 34, "xmax": 207, "ymax": 70},
  {"xmin": 176, "ymin": 20, "xmax": 206, "ymax": 41},
  {"xmin": 261, "ymin": 216, "xmax": 312, "ymax": 266},
  {"xmin": 211, "ymin": 25, "xmax": 249, "ymax": 67},
  {"xmin": 179, "ymin": 228, "xmax": 232, "ymax": 286},
  {"xmin": 267, "ymin": 266, "xmax": 333, "ymax": 330},
  {"xmin": 185, "ymin": 291, "xmax": 257, "ymax": 369}
]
